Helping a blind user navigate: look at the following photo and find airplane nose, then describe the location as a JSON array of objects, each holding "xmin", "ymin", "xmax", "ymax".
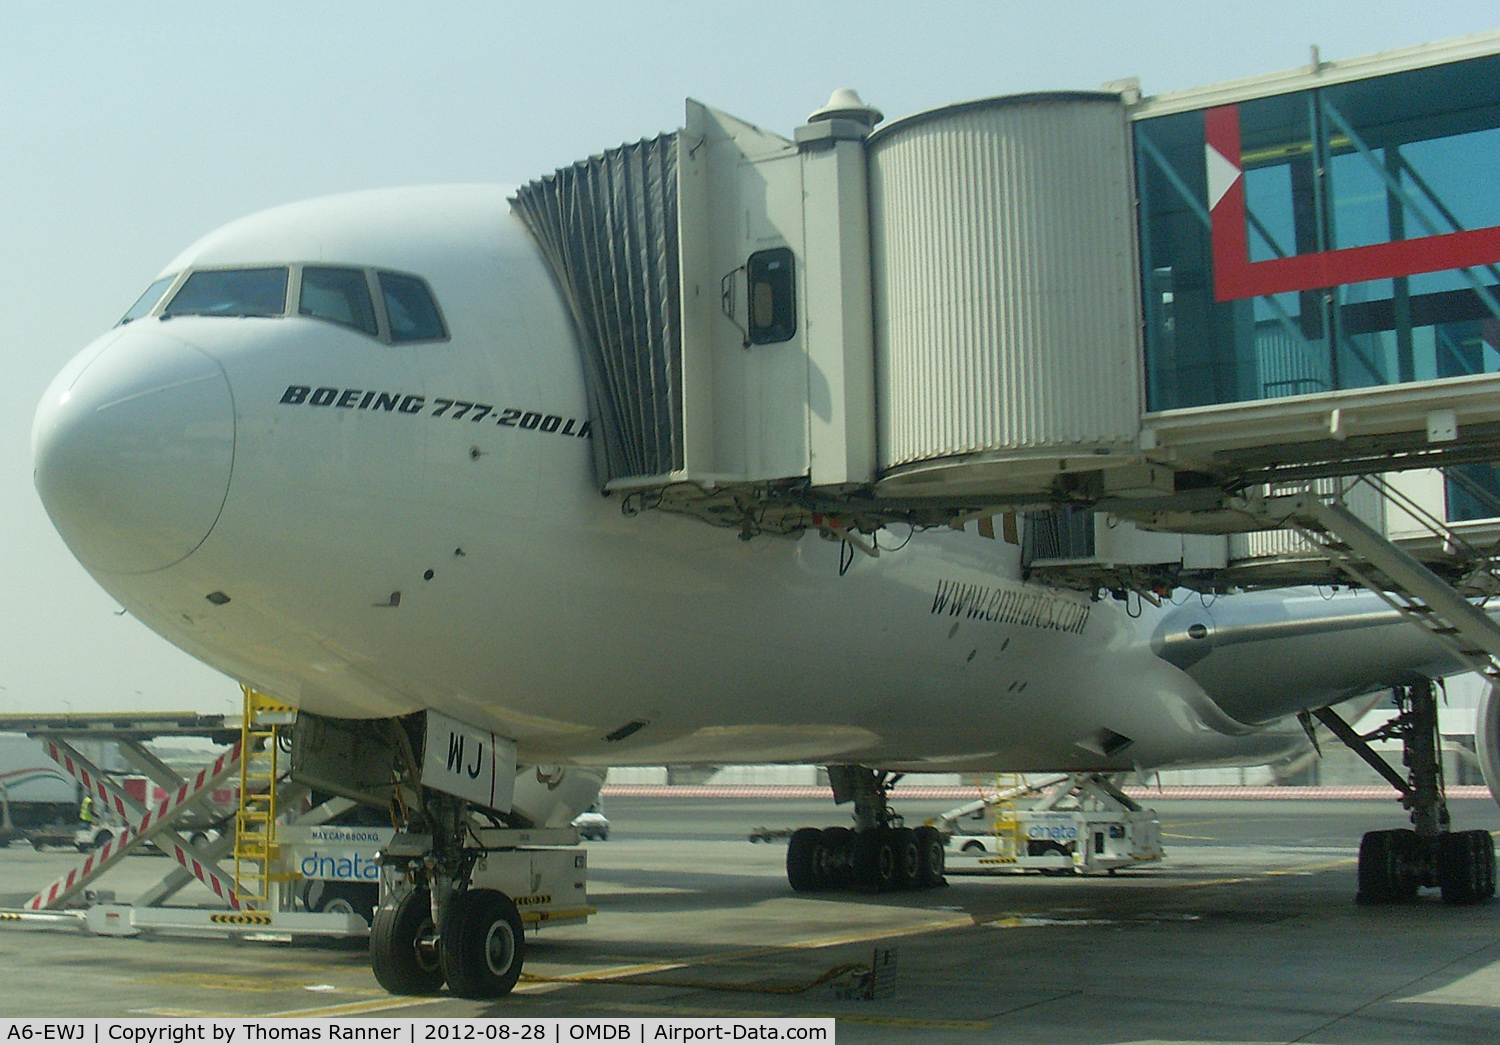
[{"xmin": 32, "ymin": 326, "xmax": 234, "ymax": 574}]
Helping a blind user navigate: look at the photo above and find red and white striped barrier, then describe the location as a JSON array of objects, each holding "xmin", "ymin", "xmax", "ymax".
[
  {"xmin": 44, "ymin": 741, "xmax": 138, "ymax": 823},
  {"xmin": 166, "ymin": 841, "xmax": 241, "ymax": 908},
  {"xmin": 26, "ymin": 741, "xmax": 243, "ymax": 911}
]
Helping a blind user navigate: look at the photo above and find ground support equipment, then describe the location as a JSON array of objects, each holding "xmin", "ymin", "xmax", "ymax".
[
  {"xmin": 26, "ymin": 737, "xmax": 245, "ymax": 910},
  {"xmin": 0, "ymin": 712, "xmax": 373, "ymax": 940},
  {"xmin": 937, "ymin": 773, "xmax": 1165, "ymax": 875}
]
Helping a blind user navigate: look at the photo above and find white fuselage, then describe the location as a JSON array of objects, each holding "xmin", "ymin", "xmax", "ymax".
[{"xmin": 31, "ymin": 186, "xmax": 1451, "ymax": 775}]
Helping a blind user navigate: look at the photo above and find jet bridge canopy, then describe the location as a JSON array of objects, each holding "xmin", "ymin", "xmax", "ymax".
[{"xmin": 511, "ymin": 134, "xmax": 683, "ymax": 484}]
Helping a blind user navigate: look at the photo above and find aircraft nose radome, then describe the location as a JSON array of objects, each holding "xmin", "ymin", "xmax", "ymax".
[{"xmin": 32, "ymin": 327, "xmax": 234, "ymax": 574}]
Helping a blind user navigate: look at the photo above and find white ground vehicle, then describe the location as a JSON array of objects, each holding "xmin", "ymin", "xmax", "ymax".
[
  {"xmin": 284, "ymin": 823, "xmax": 394, "ymax": 923},
  {"xmin": 938, "ymin": 774, "xmax": 1164, "ymax": 875},
  {"xmin": 73, "ymin": 820, "xmax": 121, "ymax": 852},
  {"xmin": 571, "ymin": 805, "xmax": 609, "ymax": 841}
]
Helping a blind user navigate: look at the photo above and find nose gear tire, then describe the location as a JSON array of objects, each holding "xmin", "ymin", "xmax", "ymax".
[
  {"xmin": 371, "ymin": 888, "xmax": 445, "ymax": 995},
  {"xmin": 440, "ymin": 889, "xmax": 526, "ymax": 999}
]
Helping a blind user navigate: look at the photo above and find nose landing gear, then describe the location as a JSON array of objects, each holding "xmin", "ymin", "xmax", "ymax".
[
  {"xmin": 439, "ymin": 888, "xmax": 526, "ymax": 998},
  {"xmin": 368, "ymin": 794, "xmax": 528, "ymax": 1000},
  {"xmin": 370, "ymin": 887, "xmax": 445, "ymax": 995}
]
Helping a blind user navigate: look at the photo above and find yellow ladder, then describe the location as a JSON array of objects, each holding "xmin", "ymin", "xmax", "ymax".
[
  {"xmin": 988, "ymin": 774, "xmax": 1025, "ymax": 863},
  {"xmin": 233, "ymin": 686, "xmax": 295, "ymax": 908}
]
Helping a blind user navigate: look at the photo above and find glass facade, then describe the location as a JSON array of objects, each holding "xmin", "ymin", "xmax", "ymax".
[
  {"xmin": 1135, "ymin": 54, "xmax": 1500, "ymax": 415},
  {"xmin": 1446, "ymin": 463, "xmax": 1500, "ymax": 522}
]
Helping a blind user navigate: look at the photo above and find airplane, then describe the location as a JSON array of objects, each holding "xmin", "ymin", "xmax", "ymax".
[{"xmin": 28, "ymin": 135, "xmax": 1500, "ymax": 998}]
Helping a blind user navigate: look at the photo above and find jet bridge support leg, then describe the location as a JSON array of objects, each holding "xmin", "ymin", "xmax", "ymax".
[
  {"xmin": 785, "ymin": 766, "xmax": 945, "ymax": 894},
  {"xmin": 1314, "ymin": 683, "xmax": 1495, "ymax": 905}
]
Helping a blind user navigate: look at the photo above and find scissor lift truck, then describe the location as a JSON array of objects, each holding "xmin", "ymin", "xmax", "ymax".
[
  {"xmin": 935, "ymin": 773, "xmax": 1164, "ymax": 875},
  {"xmin": 0, "ymin": 709, "xmax": 594, "ymax": 944}
]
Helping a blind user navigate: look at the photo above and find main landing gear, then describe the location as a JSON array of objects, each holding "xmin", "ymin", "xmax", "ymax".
[
  {"xmin": 370, "ymin": 791, "xmax": 526, "ymax": 999},
  {"xmin": 1311, "ymin": 680, "xmax": 1496, "ymax": 906},
  {"xmin": 786, "ymin": 766, "xmax": 946, "ymax": 893}
]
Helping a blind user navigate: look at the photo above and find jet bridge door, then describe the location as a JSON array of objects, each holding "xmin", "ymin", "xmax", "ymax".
[{"xmin": 676, "ymin": 100, "xmax": 812, "ymax": 486}]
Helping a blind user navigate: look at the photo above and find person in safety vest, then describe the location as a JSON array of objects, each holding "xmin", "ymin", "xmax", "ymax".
[{"xmin": 79, "ymin": 794, "xmax": 94, "ymax": 825}]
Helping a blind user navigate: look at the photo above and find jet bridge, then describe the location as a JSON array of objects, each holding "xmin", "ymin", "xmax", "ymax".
[
  {"xmin": 516, "ymin": 34, "xmax": 1500, "ymax": 593},
  {"xmin": 513, "ymin": 35, "xmax": 1500, "ymax": 605},
  {"xmin": 512, "ymin": 33, "xmax": 1500, "ymax": 565}
]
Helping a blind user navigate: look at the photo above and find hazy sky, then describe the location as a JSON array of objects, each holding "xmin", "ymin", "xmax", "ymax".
[{"xmin": 3, "ymin": 3, "xmax": 1497, "ymax": 716}]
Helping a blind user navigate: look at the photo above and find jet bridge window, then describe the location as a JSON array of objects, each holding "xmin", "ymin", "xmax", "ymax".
[
  {"xmin": 118, "ymin": 274, "xmax": 177, "ymax": 325},
  {"xmin": 746, "ymin": 247, "xmax": 796, "ymax": 345},
  {"xmin": 378, "ymin": 270, "xmax": 447, "ymax": 343},
  {"xmin": 1136, "ymin": 52, "xmax": 1500, "ymax": 412},
  {"xmin": 299, "ymin": 266, "xmax": 377, "ymax": 336},
  {"xmin": 164, "ymin": 267, "xmax": 288, "ymax": 319}
]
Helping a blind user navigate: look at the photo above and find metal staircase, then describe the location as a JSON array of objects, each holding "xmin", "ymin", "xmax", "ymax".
[
  {"xmin": 1273, "ymin": 480, "xmax": 1500, "ymax": 681},
  {"xmin": 986, "ymin": 774, "xmax": 1026, "ymax": 864},
  {"xmin": 233, "ymin": 686, "xmax": 296, "ymax": 908}
]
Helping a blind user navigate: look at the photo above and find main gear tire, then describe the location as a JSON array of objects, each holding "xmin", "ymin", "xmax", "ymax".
[
  {"xmin": 787, "ymin": 827, "xmax": 822, "ymax": 892},
  {"xmin": 1358, "ymin": 829, "xmax": 1419, "ymax": 904},
  {"xmin": 854, "ymin": 830, "xmax": 899, "ymax": 893},
  {"xmin": 817, "ymin": 827, "xmax": 854, "ymax": 889},
  {"xmin": 893, "ymin": 828, "xmax": 921, "ymax": 890},
  {"xmin": 914, "ymin": 825, "xmax": 946, "ymax": 888}
]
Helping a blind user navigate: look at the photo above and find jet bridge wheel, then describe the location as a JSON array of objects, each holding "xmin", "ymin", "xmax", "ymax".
[
  {"xmin": 371, "ymin": 888, "xmax": 445, "ymax": 995},
  {"xmin": 440, "ymin": 888, "xmax": 526, "ymax": 999}
]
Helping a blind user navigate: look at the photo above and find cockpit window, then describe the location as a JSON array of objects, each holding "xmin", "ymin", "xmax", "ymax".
[
  {"xmin": 378, "ymin": 271, "xmax": 447, "ymax": 342},
  {"xmin": 299, "ymin": 266, "xmax": 377, "ymax": 336},
  {"xmin": 164, "ymin": 267, "xmax": 288, "ymax": 318},
  {"xmin": 119, "ymin": 275, "xmax": 177, "ymax": 325}
]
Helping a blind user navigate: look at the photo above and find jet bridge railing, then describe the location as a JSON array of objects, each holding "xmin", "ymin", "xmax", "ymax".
[{"xmin": 1274, "ymin": 490, "xmax": 1500, "ymax": 680}]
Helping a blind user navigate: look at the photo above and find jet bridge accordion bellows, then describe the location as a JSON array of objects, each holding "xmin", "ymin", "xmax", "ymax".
[{"xmin": 510, "ymin": 135, "xmax": 684, "ymax": 487}]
